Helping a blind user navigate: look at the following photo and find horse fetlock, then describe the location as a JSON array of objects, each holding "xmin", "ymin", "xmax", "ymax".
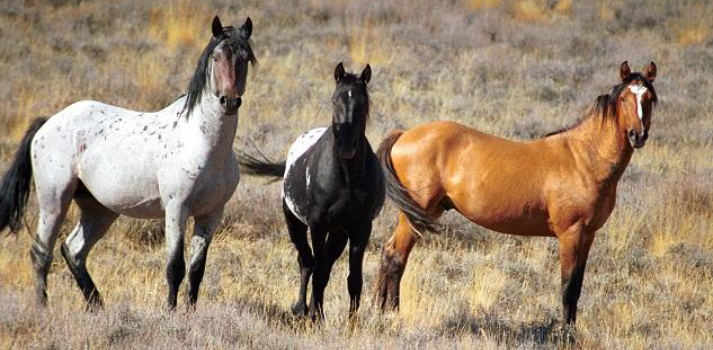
[
  {"xmin": 291, "ymin": 301, "xmax": 309, "ymax": 316},
  {"xmin": 374, "ymin": 250, "xmax": 404, "ymax": 311},
  {"xmin": 85, "ymin": 293, "xmax": 104, "ymax": 312},
  {"xmin": 166, "ymin": 257, "xmax": 186, "ymax": 309},
  {"xmin": 30, "ymin": 244, "xmax": 52, "ymax": 273}
]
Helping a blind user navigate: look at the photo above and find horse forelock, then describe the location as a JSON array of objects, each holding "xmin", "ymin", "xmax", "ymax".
[
  {"xmin": 182, "ymin": 27, "xmax": 256, "ymax": 118},
  {"xmin": 334, "ymin": 73, "xmax": 370, "ymax": 121},
  {"xmin": 544, "ymin": 72, "xmax": 657, "ymax": 138}
]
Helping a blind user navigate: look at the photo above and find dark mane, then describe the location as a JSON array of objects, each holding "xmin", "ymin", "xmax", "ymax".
[
  {"xmin": 544, "ymin": 72, "xmax": 657, "ymax": 137},
  {"xmin": 335, "ymin": 73, "xmax": 371, "ymax": 121},
  {"xmin": 182, "ymin": 26, "xmax": 257, "ymax": 118}
]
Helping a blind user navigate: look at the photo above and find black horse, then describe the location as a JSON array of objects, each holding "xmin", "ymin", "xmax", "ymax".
[{"xmin": 240, "ymin": 62, "xmax": 385, "ymax": 321}]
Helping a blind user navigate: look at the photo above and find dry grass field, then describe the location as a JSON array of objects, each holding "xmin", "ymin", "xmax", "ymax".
[{"xmin": 1, "ymin": 0, "xmax": 712, "ymax": 348}]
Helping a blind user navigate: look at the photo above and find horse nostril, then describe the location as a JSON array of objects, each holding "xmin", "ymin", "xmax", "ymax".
[{"xmin": 220, "ymin": 96, "xmax": 227, "ymax": 105}]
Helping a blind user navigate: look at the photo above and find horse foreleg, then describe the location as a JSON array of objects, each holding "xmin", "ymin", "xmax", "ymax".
[
  {"xmin": 375, "ymin": 211, "xmax": 418, "ymax": 311},
  {"xmin": 164, "ymin": 203, "xmax": 188, "ymax": 310},
  {"xmin": 187, "ymin": 207, "xmax": 223, "ymax": 308},
  {"xmin": 308, "ymin": 222, "xmax": 337, "ymax": 322},
  {"xmin": 61, "ymin": 194, "xmax": 117, "ymax": 310},
  {"xmin": 557, "ymin": 224, "xmax": 595, "ymax": 324},
  {"xmin": 347, "ymin": 222, "xmax": 371, "ymax": 319},
  {"xmin": 283, "ymin": 200, "xmax": 312, "ymax": 316}
]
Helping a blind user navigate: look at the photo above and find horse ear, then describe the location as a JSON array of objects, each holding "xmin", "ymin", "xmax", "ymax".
[
  {"xmin": 334, "ymin": 62, "xmax": 346, "ymax": 83},
  {"xmin": 645, "ymin": 61, "xmax": 657, "ymax": 83},
  {"xmin": 242, "ymin": 17, "xmax": 252, "ymax": 39},
  {"xmin": 212, "ymin": 16, "xmax": 223, "ymax": 38},
  {"xmin": 361, "ymin": 64, "xmax": 371, "ymax": 84},
  {"xmin": 620, "ymin": 61, "xmax": 631, "ymax": 81}
]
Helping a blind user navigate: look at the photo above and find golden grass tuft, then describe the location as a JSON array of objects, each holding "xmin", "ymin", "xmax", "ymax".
[
  {"xmin": 148, "ymin": 1, "xmax": 211, "ymax": 51},
  {"xmin": 346, "ymin": 18, "xmax": 390, "ymax": 66},
  {"xmin": 553, "ymin": 0, "xmax": 572, "ymax": 17},
  {"xmin": 468, "ymin": 265, "xmax": 507, "ymax": 312},
  {"xmin": 675, "ymin": 25, "xmax": 710, "ymax": 46},
  {"xmin": 461, "ymin": 0, "xmax": 502, "ymax": 11},
  {"xmin": 8, "ymin": 90, "xmax": 37, "ymax": 142},
  {"xmin": 512, "ymin": 0, "xmax": 549, "ymax": 23}
]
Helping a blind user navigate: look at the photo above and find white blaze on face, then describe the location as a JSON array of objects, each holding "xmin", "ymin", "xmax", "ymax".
[
  {"xmin": 347, "ymin": 90, "xmax": 352, "ymax": 98},
  {"xmin": 629, "ymin": 85, "xmax": 648, "ymax": 123}
]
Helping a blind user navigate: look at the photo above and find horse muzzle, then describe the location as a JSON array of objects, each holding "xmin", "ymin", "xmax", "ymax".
[
  {"xmin": 220, "ymin": 96, "xmax": 241, "ymax": 115},
  {"xmin": 628, "ymin": 129, "xmax": 648, "ymax": 149}
]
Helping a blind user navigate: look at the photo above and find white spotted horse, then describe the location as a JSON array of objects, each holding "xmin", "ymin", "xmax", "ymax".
[
  {"xmin": 0, "ymin": 16, "xmax": 256, "ymax": 310},
  {"xmin": 240, "ymin": 63, "xmax": 385, "ymax": 321}
]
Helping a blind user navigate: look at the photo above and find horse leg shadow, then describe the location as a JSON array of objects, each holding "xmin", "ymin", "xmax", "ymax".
[{"xmin": 440, "ymin": 309, "xmax": 577, "ymax": 346}]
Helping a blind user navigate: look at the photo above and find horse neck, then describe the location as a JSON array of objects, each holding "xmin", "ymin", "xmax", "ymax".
[
  {"xmin": 183, "ymin": 96, "xmax": 238, "ymax": 157},
  {"xmin": 328, "ymin": 132, "xmax": 367, "ymax": 186},
  {"xmin": 563, "ymin": 112, "xmax": 634, "ymax": 186}
]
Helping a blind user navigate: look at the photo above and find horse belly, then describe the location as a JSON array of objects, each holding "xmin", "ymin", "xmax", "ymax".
[
  {"xmin": 452, "ymin": 190, "xmax": 554, "ymax": 237},
  {"xmin": 78, "ymin": 148, "xmax": 163, "ymax": 219},
  {"xmin": 469, "ymin": 213, "xmax": 554, "ymax": 237}
]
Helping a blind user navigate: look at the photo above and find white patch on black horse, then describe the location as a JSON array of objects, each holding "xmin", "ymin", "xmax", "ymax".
[{"xmin": 238, "ymin": 62, "xmax": 384, "ymax": 321}]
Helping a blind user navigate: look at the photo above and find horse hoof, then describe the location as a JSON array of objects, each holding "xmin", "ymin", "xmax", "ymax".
[{"xmin": 291, "ymin": 302, "xmax": 309, "ymax": 316}]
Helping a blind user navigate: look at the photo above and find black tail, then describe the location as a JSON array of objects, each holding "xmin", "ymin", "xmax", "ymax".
[
  {"xmin": 238, "ymin": 152, "xmax": 286, "ymax": 182},
  {"xmin": 377, "ymin": 131, "xmax": 440, "ymax": 233},
  {"xmin": 0, "ymin": 117, "xmax": 48, "ymax": 235}
]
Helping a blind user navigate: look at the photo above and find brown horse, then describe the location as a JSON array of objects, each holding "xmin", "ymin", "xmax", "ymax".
[{"xmin": 374, "ymin": 61, "xmax": 658, "ymax": 324}]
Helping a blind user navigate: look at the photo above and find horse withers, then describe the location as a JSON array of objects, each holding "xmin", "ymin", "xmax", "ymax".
[
  {"xmin": 0, "ymin": 16, "xmax": 256, "ymax": 310},
  {"xmin": 240, "ymin": 63, "xmax": 385, "ymax": 322},
  {"xmin": 375, "ymin": 62, "xmax": 658, "ymax": 324}
]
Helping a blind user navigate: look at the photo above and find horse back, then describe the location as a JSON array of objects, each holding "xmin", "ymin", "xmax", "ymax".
[{"xmin": 390, "ymin": 120, "xmax": 600, "ymax": 237}]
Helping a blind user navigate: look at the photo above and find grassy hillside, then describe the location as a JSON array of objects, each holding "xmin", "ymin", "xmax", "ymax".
[{"xmin": 1, "ymin": 0, "xmax": 712, "ymax": 348}]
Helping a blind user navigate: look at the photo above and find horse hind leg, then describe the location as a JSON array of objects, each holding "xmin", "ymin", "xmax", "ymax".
[
  {"xmin": 31, "ymin": 177, "xmax": 77, "ymax": 306},
  {"xmin": 60, "ymin": 185, "xmax": 118, "ymax": 310},
  {"xmin": 375, "ymin": 211, "xmax": 419, "ymax": 311}
]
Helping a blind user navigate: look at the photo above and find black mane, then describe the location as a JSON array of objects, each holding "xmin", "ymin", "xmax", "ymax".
[
  {"xmin": 545, "ymin": 73, "xmax": 657, "ymax": 137},
  {"xmin": 182, "ymin": 26, "xmax": 257, "ymax": 118}
]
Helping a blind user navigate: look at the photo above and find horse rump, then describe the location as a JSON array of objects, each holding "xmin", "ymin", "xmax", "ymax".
[
  {"xmin": 0, "ymin": 117, "xmax": 48, "ymax": 234},
  {"xmin": 377, "ymin": 131, "xmax": 440, "ymax": 233}
]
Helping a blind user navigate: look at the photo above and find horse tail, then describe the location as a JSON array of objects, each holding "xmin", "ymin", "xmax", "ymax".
[
  {"xmin": 0, "ymin": 117, "xmax": 48, "ymax": 235},
  {"xmin": 377, "ymin": 131, "xmax": 440, "ymax": 233},
  {"xmin": 238, "ymin": 152, "xmax": 286, "ymax": 182}
]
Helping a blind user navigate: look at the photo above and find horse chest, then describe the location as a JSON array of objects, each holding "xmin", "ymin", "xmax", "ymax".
[
  {"xmin": 285, "ymin": 162, "xmax": 374, "ymax": 226},
  {"xmin": 164, "ymin": 150, "xmax": 239, "ymax": 216}
]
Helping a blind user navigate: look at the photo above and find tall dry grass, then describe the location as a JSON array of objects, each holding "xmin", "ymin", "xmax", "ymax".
[{"xmin": 1, "ymin": 0, "xmax": 713, "ymax": 348}]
